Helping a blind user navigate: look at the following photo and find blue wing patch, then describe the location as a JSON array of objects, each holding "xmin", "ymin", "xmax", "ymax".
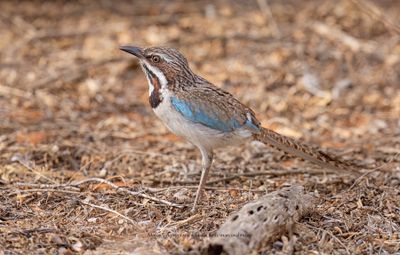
[
  {"xmin": 244, "ymin": 118, "xmax": 260, "ymax": 132},
  {"xmin": 171, "ymin": 97, "xmax": 243, "ymax": 132}
]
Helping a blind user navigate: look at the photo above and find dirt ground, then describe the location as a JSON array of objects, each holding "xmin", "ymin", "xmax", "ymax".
[{"xmin": 1, "ymin": 0, "xmax": 400, "ymax": 254}]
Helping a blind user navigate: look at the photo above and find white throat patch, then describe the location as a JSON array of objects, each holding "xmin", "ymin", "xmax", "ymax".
[{"xmin": 142, "ymin": 61, "xmax": 168, "ymax": 95}]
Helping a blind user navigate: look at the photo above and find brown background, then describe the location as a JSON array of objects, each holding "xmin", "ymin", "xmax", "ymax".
[{"xmin": 1, "ymin": 0, "xmax": 399, "ymax": 254}]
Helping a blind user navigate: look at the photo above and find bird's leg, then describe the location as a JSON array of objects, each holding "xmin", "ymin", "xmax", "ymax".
[{"xmin": 192, "ymin": 148, "xmax": 213, "ymax": 212}]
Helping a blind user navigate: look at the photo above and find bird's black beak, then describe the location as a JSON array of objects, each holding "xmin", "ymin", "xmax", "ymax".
[{"xmin": 119, "ymin": 46, "xmax": 144, "ymax": 59}]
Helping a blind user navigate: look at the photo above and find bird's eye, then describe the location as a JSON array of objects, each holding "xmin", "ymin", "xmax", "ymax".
[{"xmin": 151, "ymin": 55, "xmax": 161, "ymax": 63}]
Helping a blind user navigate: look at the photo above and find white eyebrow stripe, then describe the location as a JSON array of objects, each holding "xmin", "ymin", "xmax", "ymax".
[{"xmin": 160, "ymin": 53, "xmax": 173, "ymax": 63}]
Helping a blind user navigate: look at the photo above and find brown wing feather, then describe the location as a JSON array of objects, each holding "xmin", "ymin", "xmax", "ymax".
[{"xmin": 174, "ymin": 81, "xmax": 259, "ymax": 130}]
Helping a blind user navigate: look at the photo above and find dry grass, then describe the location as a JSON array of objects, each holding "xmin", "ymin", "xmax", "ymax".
[{"xmin": 1, "ymin": 0, "xmax": 399, "ymax": 254}]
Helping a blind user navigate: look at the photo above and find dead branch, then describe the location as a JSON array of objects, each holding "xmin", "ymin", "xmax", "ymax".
[
  {"xmin": 205, "ymin": 169, "xmax": 338, "ymax": 185},
  {"xmin": 306, "ymin": 224, "xmax": 350, "ymax": 255},
  {"xmin": 15, "ymin": 159, "xmax": 57, "ymax": 184},
  {"xmin": 14, "ymin": 182, "xmax": 80, "ymax": 191},
  {"xmin": 162, "ymin": 214, "xmax": 203, "ymax": 229},
  {"xmin": 8, "ymin": 188, "xmax": 81, "ymax": 196},
  {"xmin": 147, "ymin": 168, "xmax": 338, "ymax": 185},
  {"xmin": 72, "ymin": 177, "xmax": 184, "ymax": 208},
  {"xmin": 80, "ymin": 199, "xmax": 137, "ymax": 225},
  {"xmin": 9, "ymin": 228, "xmax": 58, "ymax": 237}
]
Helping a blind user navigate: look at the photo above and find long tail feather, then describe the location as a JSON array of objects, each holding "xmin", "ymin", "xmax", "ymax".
[{"xmin": 254, "ymin": 127, "xmax": 359, "ymax": 172}]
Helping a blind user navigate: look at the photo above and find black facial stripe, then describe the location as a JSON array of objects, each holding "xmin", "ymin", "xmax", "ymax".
[
  {"xmin": 143, "ymin": 64, "xmax": 162, "ymax": 108},
  {"xmin": 142, "ymin": 64, "xmax": 153, "ymax": 79},
  {"xmin": 146, "ymin": 72, "xmax": 152, "ymax": 83}
]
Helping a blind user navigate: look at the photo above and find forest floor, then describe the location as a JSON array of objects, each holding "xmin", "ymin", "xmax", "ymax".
[{"xmin": 1, "ymin": 0, "xmax": 399, "ymax": 254}]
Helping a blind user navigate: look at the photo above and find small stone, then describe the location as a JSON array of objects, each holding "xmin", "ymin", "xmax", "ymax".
[
  {"xmin": 98, "ymin": 168, "xmax": 107, "ymax": 177},
  {"xmin": 71, "ymin": 240, "xmax": 83, "ymax": 252},
  {"xmin": 51, "ymin": 145, "xmax": 59, "ymax": 152},
  {"xmin": 87, "ymin": 217, "xmax": 97, "ymax": 223}
]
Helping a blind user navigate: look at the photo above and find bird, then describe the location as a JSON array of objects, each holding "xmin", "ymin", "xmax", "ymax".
[{"xmin": 120, "ymin": 45, "xmax": 356, "ymax": 211}]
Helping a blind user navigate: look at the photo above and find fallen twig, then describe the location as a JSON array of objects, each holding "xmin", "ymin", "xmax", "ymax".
[
  {"xmin": 9, "ymin": 228, "xmax": 58, "ymax": 237},
  {"xmin": 15, "ymin": 159, "xmax": 57, "ymax": 184},
  {"xmin": 147, "ymin": 168, "xmax": 338, "ymax": 186},
  {"xmin": 306, "ymin": 224, "xmax": 350, "ymax": 255},
  {"xmin": 162, "ymin": 214, "xmax": 203, "ymax": 229},
  {"xmin": 346, "ymin": 152, "xmax": 400, "ymax": 191},
  {"xmin": 8, "ymin": 188, "xmax": 81, "ymax": 196},
  {"xmin": 205, "ymin": 169, "xmax": 338, "ymax": 185},
  {"xmin": 143, "ymin": 186, "xmax": 266, "ymax": 193},
  {"xmin": 72, "ymin": 177, "xmax": 184, "ymax": 208},
  {"xmin": 80, "ymin": 199, "xmax": 136, "ymax": 225},
  {"xmin": 14, "ymin": 182, "xmax": 80, "ymax": 191}
]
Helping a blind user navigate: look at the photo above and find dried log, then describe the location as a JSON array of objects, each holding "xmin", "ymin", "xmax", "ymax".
[{"xmin": 197, "ymin": 185, "xmax": 316, "ymax": 255}]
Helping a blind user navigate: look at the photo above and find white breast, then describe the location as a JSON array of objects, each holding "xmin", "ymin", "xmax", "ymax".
[{"xmin": 153, "ymin": 89, "xmax": 251, "ymax": 150}]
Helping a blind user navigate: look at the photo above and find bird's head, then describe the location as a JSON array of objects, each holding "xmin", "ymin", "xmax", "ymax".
[{"xmin": 120, "ymin": 46, "xmax": 194, "ymax": 89}]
